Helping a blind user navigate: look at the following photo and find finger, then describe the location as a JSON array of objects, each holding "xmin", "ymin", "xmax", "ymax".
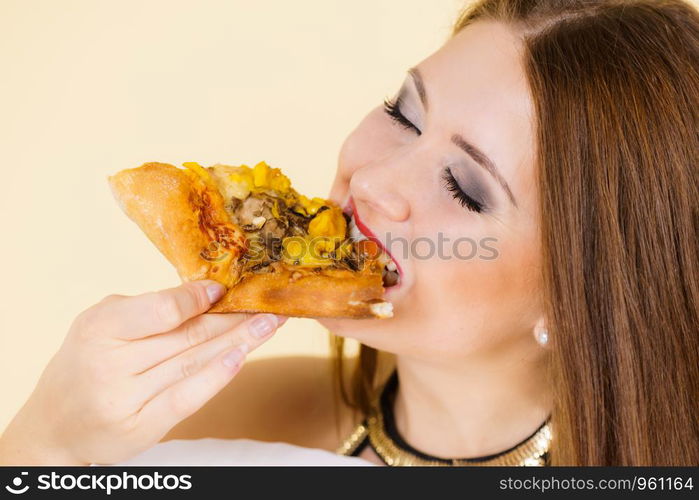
[
  {"xmin": 124, "ymin": 313, "xmax": 251, "ymax": 373},
  {"xmin": 135, "ymin": 313, "xmax": 286, "ymax": 402},
  {"xmin": 89, "ymin": 280, "xmax": 226, "ymax": 339},
  {"xmin": 138, "ymin": 342, "xmax": 249, "ymax": 432}
]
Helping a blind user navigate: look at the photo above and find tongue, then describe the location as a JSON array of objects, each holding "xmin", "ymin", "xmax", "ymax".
[{"xmin": 382, "ymin": 267, "xmax": 400, "ymax": 287}]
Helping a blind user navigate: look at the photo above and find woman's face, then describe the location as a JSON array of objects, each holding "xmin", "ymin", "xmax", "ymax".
[{"xmin": 319, "ymin": 20, "xmax": 543, "ymax": 361}]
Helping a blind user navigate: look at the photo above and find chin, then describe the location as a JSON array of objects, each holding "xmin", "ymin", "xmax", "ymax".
[
  {"xmin": 316, "ymin": 288, "xmax": 412, "ymax": 349},
  {"xmin": 318, "ymin": 315, "xmax": 392, "ymax": 339}
]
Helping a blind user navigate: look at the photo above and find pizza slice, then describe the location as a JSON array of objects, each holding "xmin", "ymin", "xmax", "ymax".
[{"xmin": 108, "ymin": 161, "xmax": 396, "ymax": 318}]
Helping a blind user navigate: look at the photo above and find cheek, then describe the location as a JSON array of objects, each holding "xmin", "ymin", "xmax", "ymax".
[
  {"xmin": 318, "ymin": 234, "xmax": 542, "ymax": 359},
  {"xmin": 408, "ymin": 225, "xmax": 543, "ymax": 350}
]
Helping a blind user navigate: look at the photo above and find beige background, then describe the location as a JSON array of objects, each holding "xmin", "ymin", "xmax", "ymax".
[
  {"xmin": 0, "ymin": 0, "xmax": 462, "ymax": 432},
  {"xmin": 2, "ymin": 0, "xmax": 696, "ymax": 434}
]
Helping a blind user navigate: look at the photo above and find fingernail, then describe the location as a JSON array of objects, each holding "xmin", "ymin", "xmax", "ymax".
[
  {"xmin": 222, "ymin": 344, "xmax": 247, "ymax": 368},
  {"xmin": 205, "ymin": 282, "xmax": 225, "ymax": 302},
  {"xmin": 248, "ymin": 314, "xmax": 281, "ymax": 339}
]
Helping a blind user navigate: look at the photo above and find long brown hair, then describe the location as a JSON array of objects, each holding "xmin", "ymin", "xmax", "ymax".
[{"xmin": 332, "ymin": 0, "xmax": 699, "ymax": 465}]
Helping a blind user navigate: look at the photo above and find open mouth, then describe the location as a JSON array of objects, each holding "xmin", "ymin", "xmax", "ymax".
[{"xmin": 345, "ymin": 198, "xmax": 402, "ymax": 289}]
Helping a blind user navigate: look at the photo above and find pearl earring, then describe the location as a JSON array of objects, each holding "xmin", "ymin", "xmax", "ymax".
[{"xmin": 536, "ymin": 329, "xmax": 549, "ymax": 346}]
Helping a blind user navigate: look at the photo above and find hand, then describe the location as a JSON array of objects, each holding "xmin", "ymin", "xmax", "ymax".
[{"xmin": 0, "ymin": 280, "xmax": 286, "ymax": 465}]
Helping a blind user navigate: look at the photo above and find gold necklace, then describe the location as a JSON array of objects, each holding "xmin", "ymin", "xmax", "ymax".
[{"xmin": 336, "ymin": 373, "xmax": 553, "ymax": 466}]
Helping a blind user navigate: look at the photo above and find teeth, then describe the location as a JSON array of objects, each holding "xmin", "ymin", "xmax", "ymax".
[
  {"xmin": 350, "ymin": 224, "xmax": 366, "ymax": 241},
  {"xmin": 349, "ymin": 214, "xmax": 368, "ymax": 241},
  {"xmin": 377, "ymin": 251, "xmax": 390, "ymax": 265},
  {"xmin": 386, "ymin": 261, "xmax": 397, "ymax": 272}
]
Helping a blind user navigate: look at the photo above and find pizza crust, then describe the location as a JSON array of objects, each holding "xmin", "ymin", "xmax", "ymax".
[
  {"xmin": 108, "ymin": 162, "xmax": 391, "ymax": 319},
  {"xmin": 210, "ymin": 265, "xmax": 388, "ymax": 318},
  {"xmin": 109, "ymin": 162, "xmax": 246, "ymax": 287}
]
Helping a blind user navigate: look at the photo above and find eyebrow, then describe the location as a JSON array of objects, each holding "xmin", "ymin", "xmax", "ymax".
[
  {"xmin": 451, "ymin": 134, "xmax": 518, "ymax": 208},
  {"xmin": 407, "ymin": 67, "xmax": 517, "ymax": 208},
  {"xmin": 408, "ymin": 67, "xmax": 428, "ymax": 110}
]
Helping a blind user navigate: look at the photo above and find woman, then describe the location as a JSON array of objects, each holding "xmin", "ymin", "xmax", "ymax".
[{"xmin": 1, "ymin": 0, "xmax": 697, "ymax": 466}]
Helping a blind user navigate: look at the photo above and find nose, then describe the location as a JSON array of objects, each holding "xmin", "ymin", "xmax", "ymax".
[{"xmin": 349, "ymin": 161, "xmax": 411, "ymax": 222}]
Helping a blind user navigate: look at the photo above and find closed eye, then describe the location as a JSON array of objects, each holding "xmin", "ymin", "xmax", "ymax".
[
  {"xmin": 442, "ymin": 167, "xmax": 485, "ymax": 214},
  {"xmin": 383, "ymin": 97, "xmax": 422, "ymax": 135}
]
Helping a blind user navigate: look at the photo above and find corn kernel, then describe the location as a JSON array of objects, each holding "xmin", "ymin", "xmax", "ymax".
[
  {"xmin": 308, "ymin": 207, "xmax": 347, "ymax": 240},
  {"xmin": 183, "ymin": 161, "xmax": 211, "ymax": 181},
  {"xmin": 283, "ymin": 237, "xmax": 304, "ymax": 258},
  {"xmin": 293, "ymin": 195, "xmax": 325, "ymax": 216},
  {"xmin": 282, "ymin": 236, "xmax": 334, "ymax": 267},
  {"xmin": 253, "ymin": 161, "xmax": 271, "ymax": 187},
  {"xmin": 269, "ymin": 171, "xmax": 291, "ymax": 192},
  {"xmin": 226, "ymin": 171, "xmax": 254, "ymax": 199}
]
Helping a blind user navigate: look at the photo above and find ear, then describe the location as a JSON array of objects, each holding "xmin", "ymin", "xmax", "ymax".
[{"xmin": 533, "ymin": 316, "xmax": 550, "ymax": 348}]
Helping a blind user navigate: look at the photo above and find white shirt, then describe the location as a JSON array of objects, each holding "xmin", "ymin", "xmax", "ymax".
[{"xmin": 115, "ymin": 439, "xmax": 374, "ymax": 466}]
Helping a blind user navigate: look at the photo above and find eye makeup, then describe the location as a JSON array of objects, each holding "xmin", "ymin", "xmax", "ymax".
[
  {"xmin": 383, "ymin": 96, "xmax": 421, "ymax": 134},
  {"xmin": 381, "ymin": 76, "xmax": 495, "ymax": 215},
  {"xmin": 441, "ymin": 165, "xmax": 490, "ymax": 214}
]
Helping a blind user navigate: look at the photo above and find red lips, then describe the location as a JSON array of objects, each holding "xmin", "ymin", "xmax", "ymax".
[{"xmin": 347, "ymin": 197, "xmax": 403, "ymax": 278}]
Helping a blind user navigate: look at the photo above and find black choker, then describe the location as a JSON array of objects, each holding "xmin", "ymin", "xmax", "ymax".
[{"xmin": 337, "ymin": 371, "xmax": 552, "ymax": 466}]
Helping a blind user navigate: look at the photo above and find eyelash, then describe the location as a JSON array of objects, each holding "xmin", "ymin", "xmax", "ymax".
[
  {"xmin": 383, "ymin": 97, "xmax": 422, "ymax": 135},
  {"xmin": 442, "ymin": 168, "xmax": 485, "ymax": 214},
  {"xmin": 383, "ymin": 97, "xmax": 483, "ymax": 214}
]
